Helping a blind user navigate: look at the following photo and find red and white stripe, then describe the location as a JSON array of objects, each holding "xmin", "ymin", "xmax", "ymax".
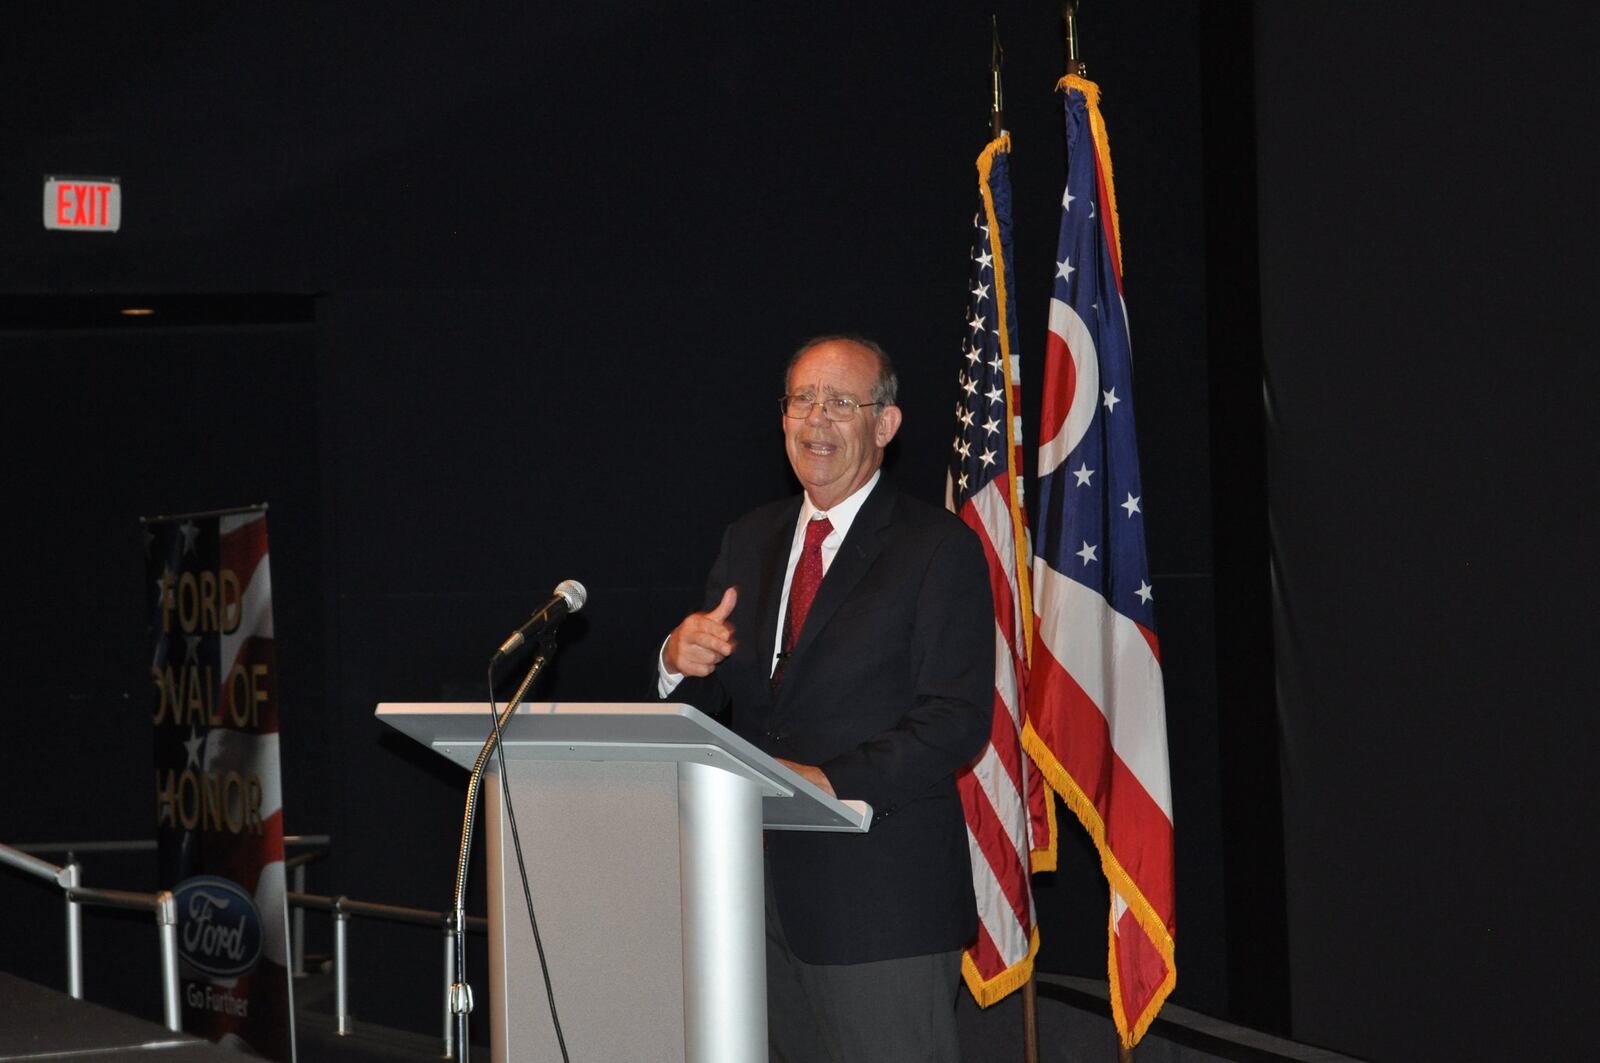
[
  {"xmin": 954, "ymin": 471, "xmax": 1036, "ymax": 1000},
  {"xmin": 951, "ymin": 407, "xmax": 1055, "ymax": 1004}
]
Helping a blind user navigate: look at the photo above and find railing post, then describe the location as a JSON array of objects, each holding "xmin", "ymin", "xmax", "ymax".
[
  {"xmin": 61, "ymin": 859, "xmax": 83, "ymax": 999},
  {"xmin": 291, "ymin": 862, "xmax": 307, "ymax": 977},
  {"xmin": 442, "ymin": 914, "xmax": 456, "ymax": 1060},
  {"xmin": 155, "ymin": 890, "xmax": 181, "ymax": 1032},
  {"xmin": 333, "ymin": 898, "xmax": 351, "ymax": 1036}
]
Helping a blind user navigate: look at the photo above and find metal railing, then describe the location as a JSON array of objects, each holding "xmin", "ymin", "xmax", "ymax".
[
  {"xmin": 288, "ymin": 891, "xmax": 487, "ymax": 1058},
  {"xmin": 0, "ymin": 841, "xmax": 181, "ymax": 1031},
  {"xmin": 5, "ymin": 834, "xmax": 487, "ymax": 1061},
  {"xmin": 13, "ymin": 834, "xmax": 332, "ymax": 978}
]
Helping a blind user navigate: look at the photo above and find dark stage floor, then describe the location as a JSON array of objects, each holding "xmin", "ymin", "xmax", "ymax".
[{"xmin": 1, "ymin": 969, "xmax": 1361, "ymax": 1063}]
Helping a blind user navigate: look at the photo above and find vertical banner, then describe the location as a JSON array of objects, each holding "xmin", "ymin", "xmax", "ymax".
[{"xmin": 145, "ymin": 506, "xmax": 296, "ymax": 1061}]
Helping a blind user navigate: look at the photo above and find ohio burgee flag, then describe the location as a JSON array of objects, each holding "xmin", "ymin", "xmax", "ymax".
[{"xmin": 1024, "ymin": 75, "xmax": 1177, "ymax": 1047}]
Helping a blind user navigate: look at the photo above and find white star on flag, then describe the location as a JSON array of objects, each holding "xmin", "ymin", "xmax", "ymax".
[
  {"xmin": 1077, "ymin": 541, "xmax": 1099, "ymax": 565},
  {"xmin": 1121, "ymin": 493, "xmax": 1142, "ymax": 517}
]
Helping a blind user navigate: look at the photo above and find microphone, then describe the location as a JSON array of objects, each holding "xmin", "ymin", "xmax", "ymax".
[{"xmin": 491, "ymin": 579, "xmax": 587, "ymax": 663}]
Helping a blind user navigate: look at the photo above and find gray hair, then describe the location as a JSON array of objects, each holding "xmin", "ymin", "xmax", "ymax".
[{"xmin": 784, "ymin": 334, "xmax": 900, "ymax": 407}]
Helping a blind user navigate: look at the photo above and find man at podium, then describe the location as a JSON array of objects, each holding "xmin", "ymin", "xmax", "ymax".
[{"xmin": 659, "ymin": 335, "xmax": 993, "ymax": 1063}]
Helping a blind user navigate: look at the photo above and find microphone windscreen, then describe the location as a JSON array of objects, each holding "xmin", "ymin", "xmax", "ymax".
[{"xmin": 554, "ymin": 579, "xmax": 587, "ymax": 613}]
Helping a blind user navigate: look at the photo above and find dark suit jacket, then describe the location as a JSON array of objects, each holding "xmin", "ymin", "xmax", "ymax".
[{"xmin": 674, "ymin": 477, "xmax": 994, "ymax": 965}]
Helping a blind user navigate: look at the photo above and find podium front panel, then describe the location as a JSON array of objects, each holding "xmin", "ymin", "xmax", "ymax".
[{"xmin": 485, "ymin": 762, "xmax": 686, "ymax": 1063}]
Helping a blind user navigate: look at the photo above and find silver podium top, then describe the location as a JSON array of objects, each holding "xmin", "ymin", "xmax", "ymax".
[{"xmin": 376, "ymin": 700, "xmax": 872, "ymax": 833}]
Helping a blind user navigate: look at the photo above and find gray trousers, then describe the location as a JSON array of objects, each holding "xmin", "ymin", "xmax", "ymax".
[{"xmin": 765, "ymin": 865, "xmax": 964, "ymax": 1063}]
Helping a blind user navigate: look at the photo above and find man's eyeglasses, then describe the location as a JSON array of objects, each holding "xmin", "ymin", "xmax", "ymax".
[{"xmin": 780, "ymin": 394, "xmax": 884, "ymax": 421}]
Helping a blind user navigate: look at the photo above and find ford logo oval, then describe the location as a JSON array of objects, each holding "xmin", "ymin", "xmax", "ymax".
[{"xmin": 174, "ymin": 876, "xmax": 263, "ymax": 978}]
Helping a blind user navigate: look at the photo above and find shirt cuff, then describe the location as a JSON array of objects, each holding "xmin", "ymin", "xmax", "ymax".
[{"xmin": 656, "ymin": 638, "xmax": 684, "ymax": 698}]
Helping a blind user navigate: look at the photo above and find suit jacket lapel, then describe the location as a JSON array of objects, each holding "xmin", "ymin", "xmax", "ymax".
[
  {"xmin": 784, "ymin": 478, "xmax": 896, "ymax": 672},
  {"xmin": 753, "ymin": 497, "xmax": 802, "ymax": 687}
]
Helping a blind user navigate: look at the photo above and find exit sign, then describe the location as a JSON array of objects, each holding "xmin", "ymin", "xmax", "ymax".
[{"xmin": 44, "ymin": 176, "xmax": 121, "ymax": 232}]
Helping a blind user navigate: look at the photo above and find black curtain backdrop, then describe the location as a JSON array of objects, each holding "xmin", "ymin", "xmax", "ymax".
[
  {"xmin": 3, "ymin": 3, "xmax": 1589, "ymax": 1060},
  {"xmin": 1256, "ymin": 2, "xmax": 1597, "ymax": 1060}
]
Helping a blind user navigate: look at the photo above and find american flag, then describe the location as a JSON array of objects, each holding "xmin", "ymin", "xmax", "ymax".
[
  {"xmin": 1024, "ymin": 75, "xmax": 1177, "ymax": 1047},
  {"xmin": 946, "ymin": 133, "xmax": 1057, "ymax": 1006}
]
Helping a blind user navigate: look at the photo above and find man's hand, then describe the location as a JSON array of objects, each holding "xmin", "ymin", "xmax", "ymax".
[
  {"xmin": 663, "ymin": 586, "xmax": 738, "ymax": 678},
  {"xmin": 775, "ymin": 758, "xmax": 835, "ymax": 798}
]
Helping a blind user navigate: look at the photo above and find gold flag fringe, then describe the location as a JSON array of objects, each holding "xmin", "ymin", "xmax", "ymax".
[
  {"xmin": 962, "ymin": 924, "xmax": 1042, "ymax": 1008},
  {"xmin": 1021, "ymin": 719, "xmax": 1176, "ymax": 1047},
  {"xmin": 1056, "ymin": 75, "xmax": 1125, "ymax": 279},
  {"xmin": 976, "ymin": 134, "xmax": 1036, "ymax": 662}
]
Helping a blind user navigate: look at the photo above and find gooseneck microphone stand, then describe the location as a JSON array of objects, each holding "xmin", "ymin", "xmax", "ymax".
[{"xmin": 449, "ymin": 638, "xmax": 570, "ymax": 1063}]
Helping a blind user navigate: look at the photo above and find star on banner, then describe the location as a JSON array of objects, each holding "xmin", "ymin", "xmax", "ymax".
[{"xmin": 184, "ymin": 726, "xmax": 205, "ymax": 769}]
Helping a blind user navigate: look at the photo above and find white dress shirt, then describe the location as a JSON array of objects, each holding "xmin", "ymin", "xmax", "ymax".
[{"xmin": 658, "ymin": 470, "xmax": 881, "ymax": 695}]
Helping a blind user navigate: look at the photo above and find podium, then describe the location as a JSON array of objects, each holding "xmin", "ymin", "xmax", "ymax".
[{"xmin": 377, "ymin": 701, "xmax": 872, "ymax": 1063}]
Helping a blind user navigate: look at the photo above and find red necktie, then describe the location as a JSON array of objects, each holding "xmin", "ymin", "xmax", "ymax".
[{"xmin": 773, "ymin": 516, "xmax": 832, "ymax": 687}]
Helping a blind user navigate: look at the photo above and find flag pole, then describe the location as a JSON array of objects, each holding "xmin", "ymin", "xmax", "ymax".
[
  {"xmin": 1063, "ymin": 1, "xmax": 1087, "ymax": 78},
  {"xmin": 990, "ymin": 15, "xmax": 1007, "ymax": 140},
  {"xmin": 991, "ymin": 19, "xmax": 1042, "ymax": 1063}
]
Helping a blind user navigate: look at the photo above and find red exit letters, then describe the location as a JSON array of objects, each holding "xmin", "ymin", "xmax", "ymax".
[{"xmin": 58, "ymin": 183, "xmax": 113, "ymax": 226}]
